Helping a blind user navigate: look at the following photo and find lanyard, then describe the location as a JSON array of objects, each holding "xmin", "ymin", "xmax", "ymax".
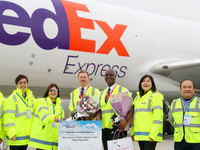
[
  {"xmin": 53, "ymin": 103, "xmax": 55, "ymax": 114},
  {"xmin": 79, "ymin": 85, "xmax": 89, "ymax": 98},
  {"xmin": 16, "ymin": 92, "xmax": 28, "ymax": 107},
  {"xmin": 182, "ymin": 96, "xmax": 194, "ymax": 113},
  {"xmin": 106, "ymin": 84, "xmax": 117, "ymax": 101}
]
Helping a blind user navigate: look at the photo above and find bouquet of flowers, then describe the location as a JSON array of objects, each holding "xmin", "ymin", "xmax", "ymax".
[
  {"xmin": 109, "ymin": 91, "xmax": 132, "ymax": 129},
  {"xmin": 71, "ymin": 96, "xmax": 99, "ymax": 120}
]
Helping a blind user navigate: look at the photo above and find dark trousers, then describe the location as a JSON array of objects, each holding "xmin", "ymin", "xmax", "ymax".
[
  {"xmin": 10, "ymin": 145, "xmax": 28, "ymax": 150},
  {"xmin": 138, "ymin": 141, "xmax": 157, "ymax": 150},
  {"xmin": 175, "ymin": 138, "xmax": 200, "ymax": 150},
  {"xmin": 102, "ymin": 128, "xmax": 127, "ymax": 150}
]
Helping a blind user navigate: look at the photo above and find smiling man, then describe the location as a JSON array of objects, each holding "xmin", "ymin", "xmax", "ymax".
[
  {"xmin": 3, "ymin": 74, "xmax": 36, "ymax": 150},
  {"xmin": 97, "ymin": 69, "xmax": 131, "ymax": 150},
  {"xmin": 168, "ymin": 79, "xmax": 200, "ymax": 150},
  {"xmin": 68, "ymin": 70, "xmax": 100, "ymax": 118}
]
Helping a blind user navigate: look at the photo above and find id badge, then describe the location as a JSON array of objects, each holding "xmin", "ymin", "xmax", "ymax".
[
  {"xmin": 52, "ymin": 123, "xmax": 57, "ymax": 128},
  {"xmin": 26, "ymin": 110, "xmax": 31, "ymax": 119},
  {"xmin": 183, "ymin": 115, "xmax": 191, "ymax": 125}
]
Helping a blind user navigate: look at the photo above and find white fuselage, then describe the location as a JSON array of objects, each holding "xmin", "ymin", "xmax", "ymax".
[{"xmin": 1, "ymin": 0, "xmax": 200, "ymax": 101}]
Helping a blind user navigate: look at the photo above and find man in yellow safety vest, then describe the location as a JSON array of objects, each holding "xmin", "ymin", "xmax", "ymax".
[
  {"xmin": 168, "ymin": 79, "xmax": 200, "ymax": 150},
  {"xmin": 96, "ymin": 69, "xmax": 132, "ymax": 150},
  {"xmin": 68, "ymin": 70, "xmax": 100, "ymax": 120},
  {"xmin": 3, "ymin": 74, "xmax": 36, "ymax": 150}
]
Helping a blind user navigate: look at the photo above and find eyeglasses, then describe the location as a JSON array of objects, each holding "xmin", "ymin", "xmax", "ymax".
[
  {"xmin": 18, "ymin": 81, "xmax": 27, "ymax": 85},
  {"xmin": 49, "ymin": 89, "xmax": 58, "ymax": 92}
]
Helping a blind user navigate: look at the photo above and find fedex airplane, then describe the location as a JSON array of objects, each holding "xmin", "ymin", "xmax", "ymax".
[{"xmin": 1, "ymin": 0, "xmax": 200, "ymax": 134}]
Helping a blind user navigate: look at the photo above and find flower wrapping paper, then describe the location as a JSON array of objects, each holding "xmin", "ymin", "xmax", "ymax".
[{"xmin": 76, "ymin": 96, "xmax": 100, "ymax": 117}]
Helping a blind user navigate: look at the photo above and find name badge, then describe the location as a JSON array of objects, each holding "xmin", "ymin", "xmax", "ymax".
[
  {"xmin": 26, "ymin": 110, "xmax": 31, "ymax": 119},
  {"xmin": 183, "ymin": 115, "xmax": 191, "ymax": 125},
  {"xmin": 52, "ymin": 123, "xmax": 57, "ymax": 128}
]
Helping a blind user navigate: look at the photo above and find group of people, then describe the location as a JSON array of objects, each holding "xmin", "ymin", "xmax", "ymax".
[
  {"xmin": 0, "ymin": 69, "xmax": 199, "ymax": 150},
  {"xmin": 0, "ymin": 75, "xmax": 64, "ymax": 150}
]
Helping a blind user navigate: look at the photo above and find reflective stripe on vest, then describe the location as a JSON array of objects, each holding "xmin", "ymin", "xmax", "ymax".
[
  {"xmin": 134, "ymin": 93, "xmax": 157, "ymax": 113},
  {"xmin": 171, "ymin": 97, "xmax": 200, "ymax": 128},
  {"xmin": 99, "ymin": 89, "xmax": 106, "ymax": 108},
  {"xmin": 4, "ymin": 123, "xmax": 15, "ymax": 128},
  {"xmin": 99, "ymin": 90, "xmax": 104, "ymax": 100},
  {"xmin": 38, "ymin": 106, "xmax": 49, "ymax": 113},
  {"xmin": 102, "ymin": 109, "xmax": 115, "ymax": 114},
  {"xmin": 13, "ymin": 95, "xmax": 34, "ymax": 117},
  {"xmin": 3, "ymin": 110, "xmax": 15, "ymax": 115},
  {"xmin": 30, "ymin": 138, "xmax": 58, "ymax": 146},
  {"xmin": 45, "ymin": 99, "xmax": 49, "ymax": 108},
  {"xmin": 0, "ymin": 101, "xmax": 4, "ymax": 117},
  {"xmin": 42, "ymin": 113, "xmax": 51, "ymax": 121},
  {"xmin": 13, "ymin": 95, "xmax": 19, "ymax": 117},
  {"xmin": 32, "ymin": 99, "xmax": 34, "ymax": 109},
  {"xmin": 34, "ymin": 114, "xmax": 39, "ymax": 118},
  {"xmin": 153, "ymin": 120, "xmax": 162, "ymax": 124},
  {"xmin": 134, "ymin": 131, "xmax": 163, "ymax": 137},
  {"xmin": 92, "ymin": 87, "xmax": 95, "ymax": 97},
  {"xmin": 171, "ymin": 98, "xmax": 200, "ymax": 113},
  {"xmin": 60, "ymin": 108, "xmax": 63, "ymax": 120},
  {"xmin": 6, "ymin": 135, "xmax": 30, "ymax": 141}
]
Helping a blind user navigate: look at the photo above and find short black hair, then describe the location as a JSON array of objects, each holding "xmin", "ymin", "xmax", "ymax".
[
  {"xmin": 105, "ymin": 69, "xmax": 116, "ymax": 77},
  {"xmin": 139, "ymin": 74, "xmax": 156, "ymax": 97},
  {"xmin": 180, "ymin": 79, "xmax": 195, "ymax": 88},
  {"xmin": 15, "ymin": 74, "xmax": 28, "ymax": 84}
]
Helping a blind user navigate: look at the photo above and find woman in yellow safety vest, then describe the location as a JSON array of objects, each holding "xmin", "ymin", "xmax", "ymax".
[
  {"xmin": 29, "ymin": 83, "xmax": 65, "ymax": 150},
  {"xmin": 3, "ymin": 74, "xmax": 36, "ymax": 150},
  {"xmin": 131, "ymin": 75, "xmax": 164, "ymax": 150}
]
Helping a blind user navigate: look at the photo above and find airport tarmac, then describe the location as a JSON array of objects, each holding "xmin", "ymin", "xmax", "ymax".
[{"xmin": 5, "ymin": 134, "xmax": 174, "ymax": 150}]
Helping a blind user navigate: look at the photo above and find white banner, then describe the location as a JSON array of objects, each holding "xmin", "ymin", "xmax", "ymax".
[{"xmin": 58, "ymin": 121, "xmax": 102, "ymax": 150}]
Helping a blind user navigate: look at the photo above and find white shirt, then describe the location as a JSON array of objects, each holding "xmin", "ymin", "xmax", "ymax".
[{"xmin": 107, "ymin": 83, "xmax": 129, "ymax": 92}]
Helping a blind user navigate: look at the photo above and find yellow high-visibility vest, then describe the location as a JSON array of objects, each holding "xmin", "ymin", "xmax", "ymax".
[
  {"xmin": 169, "ymin": 97, "xmax": 200, "ymax": 143},
  {"xmin": 131, "ymin": 90, "xmax": 164, "ymax": 142},
  {"xmin": 99, "ymin": 84, "xmax": 129, "ymax": 129},
  {"xmin": 3, "ymin": 88, "xmax": 36, "ymax": 145},
  {"xmin": 29, "ymin": 97, "xmax": 65, "ymax": 150}
]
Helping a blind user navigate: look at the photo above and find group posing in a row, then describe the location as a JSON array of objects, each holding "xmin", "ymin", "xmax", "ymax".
[
  {"xmin": 0, "ymin": 69, "xmax": 199, "ymax": 150},
  {"xmin": 0, "ymin": 75, "xmax": 64, "ymax": 150}
]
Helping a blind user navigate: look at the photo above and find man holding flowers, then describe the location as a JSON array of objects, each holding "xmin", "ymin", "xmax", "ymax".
[
  {"xmin": 68, "ymin": 70, "xmax": 100, "ymax": 120},
  {"xmin": 96, "ymin": 69, "xmax": 133, "ymax": 150}
]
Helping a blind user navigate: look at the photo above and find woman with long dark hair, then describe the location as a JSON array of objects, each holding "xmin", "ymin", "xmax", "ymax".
[
  {"xmin": 29, "ymin": 83, "xmax": 65, "ymax": 150},
  {"xmin": 131, "ymin": 75, "xmax": 164, "ymax": 150}
]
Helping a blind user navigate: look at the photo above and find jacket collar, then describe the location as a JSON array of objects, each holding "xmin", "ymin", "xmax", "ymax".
[
  {"xmin": 137, "ymin": 90, "xmax": 154, "ymax": 97},
  {"xmin": 14, "ymin": 88, "xmax": 32, "ymax": 97},
  {"xmin": 46, "ymin": 96, "xmax": 62, "ymax": 105}
]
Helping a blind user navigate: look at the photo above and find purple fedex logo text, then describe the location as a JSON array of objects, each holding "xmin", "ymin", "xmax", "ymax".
[
  {"xmin": 0, "ymin": 0, "xmax": 129, "ymax": 57},
  {"xmin": 0, "ymin": 0, "xmax": 69, "ymax": 50}
]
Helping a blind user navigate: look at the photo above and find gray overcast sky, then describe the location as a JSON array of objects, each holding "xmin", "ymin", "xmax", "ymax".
[{"xmin": 92, "ymin": 0, "xmax": 200, "ymax": 23}]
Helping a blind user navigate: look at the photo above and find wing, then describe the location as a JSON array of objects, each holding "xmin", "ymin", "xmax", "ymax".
[{"xmin": 150, "ymin": 59, "xmax": 200, "ymax": 89}]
